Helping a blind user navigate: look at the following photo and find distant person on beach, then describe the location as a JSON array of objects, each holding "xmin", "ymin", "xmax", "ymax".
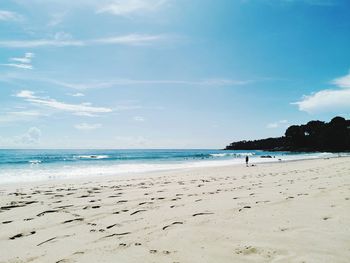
[{"xmin": 245, "ymin": 155, "xmax": 249, "ymax": 167}]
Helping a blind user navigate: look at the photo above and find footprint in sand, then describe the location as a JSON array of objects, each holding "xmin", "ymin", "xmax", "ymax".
[
  {"xmin": 192, "ymin": 212, "xmax": 214, "ymax": 217},
  {"xmin": 63, "ymin": 218, "xmax": 84, "ymax": 224},
  {"xmin": 238, "ymin": 206, "xmax": 251, "ymax": 212},
  {"xmin": 37, "ymin": 210, "xmax": 59, "ymax": 217},
  {"xmin": 37, "ymin": 237, "xmax": 57, "ymax": 246},
  {"xmin": 106, "ymin": 223, "xmax": 121, "ymax": 229},
  {"xmin": 138, "ymin": 201, "xmax": 153, "ymax": 206},
  {"xmin": 162, "ymin": 222, "xmax": 183, "ymax": 230},
  {"xmin": 130, "ymin": 210, "xmax": 147, "ymax": 216},
  {"xmin": 104, "ymin": 232, "xmax": 131, "ymax": 238},
  {"xmin": 9, "ymin": 231, "xmax": 36, "ymax": 240}
]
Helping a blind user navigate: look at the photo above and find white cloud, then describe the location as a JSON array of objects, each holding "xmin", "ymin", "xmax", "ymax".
[
  {"xmin": 1, "ymin": 63, "xmax": 33, "ymax": 69},
  {"xmin": 294, "ymin": 71, "xmax": 350, "ymax": 114},
  {"xmin": 50, "ymin": 80, "xmax": 114, "ymax": 90},
  {"xmin": 14, "ymin": 0, "xmax": 170, "ymax": 14},
  {"xmin": 18, "ymin": 127, "xmax": 42, "ymax": 144},
  {"xmin": 1, "ymin": 52, "xmax": 34, "ymax": 70},
  {"xmin": 0, "ymin": 127, "xmax": 42, "ymax": 147},
  {"xmin": 332, "ymin": 71, "xmax": 350, "ymax": 88},
  {"xmin": 16, "ymin": 90, "xmax": 36, "ymax": 98},
  {"xmin": 0, "ymin": 10, "xmax": 22, "ymax": 21},
  {"xmin": 0, "ymin": 34, "xmax": 168, "ymax": 48},
  {"xmin": 10, "ymin": 52, "xmax": 34, "ymax": 64},
  {"xmin": 97, "ymin": 0, "xmax": 168, "ymax": 16},
  {"xmin": 69, "ymin": 92, "xmax": 85, "ymax": 97},
  {"xmin": 49, "ymin": 78, "xmax": 251, "ymax": 90},
  {"xmin": 294, "ymin": 89, "xmax": 350, "ymax": 114},
  {"xmin": 133, "ymin": 116, "xmax": 145, "ymax": 122},
  {"xmin": 0, "ymin": 39, "xmax": 84, "ymax": 48},
  {"xmin": 94, "ymin": 34, "xmax": 167, "ymax": 46},
  {"xmin": 74, "ymin": 123, "xmax": 102, "ymax": 130},
  {"xmin": 16, "ymin": 90, "xmax": 112, "ymax": 116},
  {"xmin": 73, "ymin": 112, "xmax": 98, "ymax": 117},
  {"xmin": 267, "ymin": 120, "xmax": 288, "ymax": 129}
]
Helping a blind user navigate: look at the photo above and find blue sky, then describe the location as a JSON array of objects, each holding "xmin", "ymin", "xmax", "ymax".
[{"xmin": 0, "ymin": 0, "xmax": 349, "ymax": 148}]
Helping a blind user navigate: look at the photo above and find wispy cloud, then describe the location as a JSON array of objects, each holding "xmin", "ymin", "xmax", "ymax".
[
  {"xmin": 95, "ymin": 34, "xmax": 167, "ymax": 46},
  {"xmin": 68, "ymin": 93, "xmax": 85, "ymax": 97},
  {"xmin": 133, "ymin": 116, "xmax": 145, "ymax": 122},
  {"xmin": 293, "ymin": 71, "xmax": 350, "ymax": 113},
  {"xmin": 0, "ymin": 10, "xmax": 22, "ymax": 21},
  {"xmin": 0, "ymin": 34, "xmax": 169, "ymax": 48},
  {"xmin": 332, "ymin": 71, "xmax": 350, "ymax": 88},
  {"xmin": 97, "ymin": 0, "xmax": 169, "ymax": 16},
  {"xmin": 0, "ymin": 74, "xmax": 252, "ymax": 90},
  {"xmin": 74, "ymin": 123, "xmax": 102, "ymax": 130},
  {"xmin": 1, "ymin": 52, "xmax": 34, "ymax": 70},
  {"xmin": 10, "ymin": 52, "xmax": 34, "ymax": 64},
  {"xmin": 16, "ymin": 90, "xmax": 112, "ymax": 116},
  {"xmin": 267, "ymin": 119, "xmax": 288, "ymax": 129},
  {"xmin": 49, "ymin": 78, "xmax": 252, "ymax": 90},
  {"xmin": 14, "ymin": 0, "xmax": 170, "ymax": 14},
  {"xmin": 1, "ymin": 63, "xmax": 33, "ymax": 69}
]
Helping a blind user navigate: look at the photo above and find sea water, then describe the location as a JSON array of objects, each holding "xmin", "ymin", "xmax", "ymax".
[{"xmin": 0, "ymin": 149, "xmax": 346, "ymax": 184}]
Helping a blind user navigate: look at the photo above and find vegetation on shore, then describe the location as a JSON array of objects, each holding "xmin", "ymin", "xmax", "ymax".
[{"xmin": 225, "ymin": 116, "xmax": 350, "ymax": 152}]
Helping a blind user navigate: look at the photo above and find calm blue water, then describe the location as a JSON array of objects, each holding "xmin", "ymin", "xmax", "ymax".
[{"xmin": 0, "ymin": 149, "xmax": 342, "ymax": 184}]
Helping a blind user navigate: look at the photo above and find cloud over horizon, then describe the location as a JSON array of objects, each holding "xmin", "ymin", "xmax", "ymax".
[
  {"xmin": 0, "ymin": 127, "xmax": 42, "ymax": 147},
  {"xmin": 16, "ymin": 90, "xmax": 112, "ymax": 116},
  {"xmin": 294, "ymin": 71, "xmax": 350, "ymax": 114}
]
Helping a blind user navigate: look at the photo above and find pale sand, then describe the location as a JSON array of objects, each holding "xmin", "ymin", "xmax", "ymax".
[{"xmin": 1, "ymin": 157, "xmax": 350, "ymax": 263}]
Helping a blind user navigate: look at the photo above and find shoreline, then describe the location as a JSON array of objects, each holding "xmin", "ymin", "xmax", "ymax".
[
  {"xmin": 1, "ymin": 153, "xmax": 348, "ymax": 188},
  {"xmin": 1, "ymin": 157, "xmax": 350, "ymax": 262}
]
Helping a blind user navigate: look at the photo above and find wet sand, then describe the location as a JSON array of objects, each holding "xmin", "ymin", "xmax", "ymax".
[{"xmin": 0, "ymin": 157, "xmax": 350, "ymax": 263}]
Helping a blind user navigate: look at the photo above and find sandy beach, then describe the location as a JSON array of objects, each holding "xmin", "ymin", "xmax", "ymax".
[{"xmin": 1, "ymin": 157, "xmax": 350, "ymax": 263}]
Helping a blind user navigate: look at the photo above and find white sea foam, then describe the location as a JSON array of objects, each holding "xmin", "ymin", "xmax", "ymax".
[
  {"xmin": 210, "ymin": 152, "xmax": 255, "ymax": 157},
  {"xmin": 0, "ymin": 152, "xmax": 346, "ymax": 184},
  {"xmin": 28, "ymin": 160, "xmax": 42, "ymax": 164},
  {"xmin": 75, "ymin": 155, "xmax": 109, "ymax": 160}
]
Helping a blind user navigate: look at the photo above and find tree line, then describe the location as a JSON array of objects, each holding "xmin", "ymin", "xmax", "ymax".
[{"xmin": 225, "ymin": 116, "xmax": 350, "ymax": 152}]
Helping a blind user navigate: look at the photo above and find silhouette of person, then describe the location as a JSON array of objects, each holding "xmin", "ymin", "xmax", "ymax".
[{"xmin": 245, "ymin": 155, "xmax": 249, "ymax": 167}]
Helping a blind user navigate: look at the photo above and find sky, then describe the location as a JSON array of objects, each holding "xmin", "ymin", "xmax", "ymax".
[{"xmin": 0, "ymin": 0, "xmax": 350, "ymax": 149}]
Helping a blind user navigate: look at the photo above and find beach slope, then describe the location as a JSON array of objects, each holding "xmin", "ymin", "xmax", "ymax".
[{"xmin": 1, "ymin": 157, "xmax": 350, "ymax": 263}]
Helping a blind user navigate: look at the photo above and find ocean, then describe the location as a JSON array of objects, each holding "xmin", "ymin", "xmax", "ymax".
[{"xmin": 0, "ymin": 149, "xmax": 345, "ymax": 184}]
